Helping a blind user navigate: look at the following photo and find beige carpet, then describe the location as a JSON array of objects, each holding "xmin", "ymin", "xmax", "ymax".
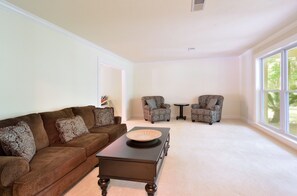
[{"xmin": 65, "ymin": 119, "xmax": 297, "ymax": 196}]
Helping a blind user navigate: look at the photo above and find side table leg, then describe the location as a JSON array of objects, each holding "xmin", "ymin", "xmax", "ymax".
[
  {"xmin": 145, "ymin": 182, "xmax": 157, "ymax": 196},
  {"xmin": 98, "ymin": 178, "xmax": 110, "ymax": 196}
]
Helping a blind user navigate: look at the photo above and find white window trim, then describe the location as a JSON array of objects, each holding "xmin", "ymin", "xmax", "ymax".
[{"xmin": 259, "ymin": 44, "xmax": 297, "ymax": 140}]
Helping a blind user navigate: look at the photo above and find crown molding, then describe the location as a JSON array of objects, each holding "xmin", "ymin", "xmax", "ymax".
[{"xmin": 0, "ymin": 0, "xmax": 133, "ymax": 65}]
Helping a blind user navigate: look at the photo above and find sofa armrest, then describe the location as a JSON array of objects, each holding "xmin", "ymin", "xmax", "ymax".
[
  {"xmin": 0, "ymin": 156, "xmax": 30, "ymax": 187},
  {"xmin": 144, "ymin": 105, "xmax": 151, "ymax": 110},
  {"xmin": 114, "ymin": 116, "xmax": 122, "ymax": 124},
  {"xmin": 191, "ymin": 104, "xmax": 201, "ymax": 109}
]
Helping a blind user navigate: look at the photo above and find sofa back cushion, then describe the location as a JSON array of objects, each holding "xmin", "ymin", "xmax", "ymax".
[
  {"xmin": 0, "ymin": 113, "xmax": 49, "ymax": 153},
  {"xmin": 40, "ymin": 108, "xmax": 74, "ymax": 145},
  {"xmin": 72, "ymin": 106, "xmax": 95, "ymax": 129}
]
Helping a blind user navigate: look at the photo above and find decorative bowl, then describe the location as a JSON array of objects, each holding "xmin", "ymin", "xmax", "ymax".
[{"xmin": 126, "ymin": 129, "xmax": 162, "ymax": 142}]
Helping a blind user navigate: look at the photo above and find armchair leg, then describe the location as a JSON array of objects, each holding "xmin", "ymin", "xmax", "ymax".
[
  {"xmin": 209, "ymin": 122, "xmax": 213, "ymax": 125},
  {"xmin": 217, "ymin": 120, "xmax": 220, "ymax": 122},
  {"xmin": 151, "ymin": 121, "xmax": 154, "ymax": 124},
  {"xmin": 192, "ymin": 120, "xmax": 195, "ymax": 122},
  {"xmin": 145, "ymin": 119, "xmax": 148, "ymax": 121},
  {"xmin": 167, "ymin": 119, "xmax": 170, "ymax": 122}
]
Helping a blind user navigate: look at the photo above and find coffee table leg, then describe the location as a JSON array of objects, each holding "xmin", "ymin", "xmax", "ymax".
[
  {"xmin": 145, "ymin": 183, "xmax": 157, "ymax": 196},
  {"xmin": 165, "ymin": 133, "xmax": 170, "ymax": 156},
  {"xmin": 98, "ymin": 178, "xmax": 110, "ymax": 196}
]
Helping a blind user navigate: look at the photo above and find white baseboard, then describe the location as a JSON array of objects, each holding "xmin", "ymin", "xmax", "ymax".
[{"xmin": 249, "ymin": 122, "xmax": 297, "ymax": 151}]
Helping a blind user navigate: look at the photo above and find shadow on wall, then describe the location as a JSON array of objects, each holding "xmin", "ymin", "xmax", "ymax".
[{"xmin": 131, "ymin": 97, "xmax": 143, "ymax": 119}]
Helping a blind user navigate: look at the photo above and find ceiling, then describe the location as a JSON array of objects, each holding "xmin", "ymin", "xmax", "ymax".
[{"xmin": 5, "ymin": 0, "xmax": 297, "ymax": 62}]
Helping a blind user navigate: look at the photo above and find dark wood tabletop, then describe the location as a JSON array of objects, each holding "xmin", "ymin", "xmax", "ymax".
[
  {"xmin": 97, "ymin": 127, "xmax": 170, "ymax": 162},
  {"xmin": 96, "ymin": 126, "xmax": 170, "ymax": 196}
]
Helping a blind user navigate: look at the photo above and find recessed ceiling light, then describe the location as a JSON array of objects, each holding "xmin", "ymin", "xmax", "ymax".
[{"xmin": 188, "ymin": 48, "xmax": 196, "ymax": 51}]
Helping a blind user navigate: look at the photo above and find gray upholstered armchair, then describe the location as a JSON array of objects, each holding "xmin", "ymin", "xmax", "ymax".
[
  {"xmin": 191, "ymin": 95, "xmax": 224, "ymax": 125},
  {"xmin": 141, "ymin": 96, "xmax": 171, "ymax": 124}
]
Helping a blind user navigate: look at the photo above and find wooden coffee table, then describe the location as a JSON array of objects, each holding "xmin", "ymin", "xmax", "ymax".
[{"xmin": 96, "ymin": 126, "xmax": 170, "ymax": 196}]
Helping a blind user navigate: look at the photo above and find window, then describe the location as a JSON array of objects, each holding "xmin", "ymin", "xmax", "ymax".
[
  {"xmin": 288, "ymin": 48, "xmax": 297, "ymax": 136},
  {"xmin": 260, "ymin": 46, "xmax": 297, "ymax": 139}
]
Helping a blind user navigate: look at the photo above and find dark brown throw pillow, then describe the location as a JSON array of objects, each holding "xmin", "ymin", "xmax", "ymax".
[
  {"xmin": 0, "ymin": 121, "xmax": 36, "ymax": 161},
  {"xmin": 56, "ymin": 115, "xmax": 89, "ymax": 143},
  {"xmin": 94, "ymin": 107, "xmax": 115, "ymax": 127}
]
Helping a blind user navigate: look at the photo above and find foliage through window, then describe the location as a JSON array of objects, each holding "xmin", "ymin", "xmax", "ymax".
[{"xmin": 261, "ymin": 46, "xmax": 297, "ymax": 138}]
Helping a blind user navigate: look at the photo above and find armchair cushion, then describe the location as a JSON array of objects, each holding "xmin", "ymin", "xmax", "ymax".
[
  {"xmin": 146, "ymin": 99, "xmax": 157, "ymax": 109},
  {"xmin": 206, "ymin": 98, "xmax": 218, "ymax": 109}
]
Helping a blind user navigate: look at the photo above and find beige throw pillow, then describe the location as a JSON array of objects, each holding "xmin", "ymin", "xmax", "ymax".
[
  {"xmin": 56, "ymin": 115, "xmax": 89, "ymax": 143},
  {"xmin": 94, "ymin": 107, "xmax": 115, "ymax": 127},
  {"xmin": 0, "ymin": 121, "xmax": 36, "ymax": 161}
]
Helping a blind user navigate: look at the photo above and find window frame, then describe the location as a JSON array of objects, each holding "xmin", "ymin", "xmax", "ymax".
[{"xmin": 259, "ymin": 44, "xmax": 297, "ymax": 140}]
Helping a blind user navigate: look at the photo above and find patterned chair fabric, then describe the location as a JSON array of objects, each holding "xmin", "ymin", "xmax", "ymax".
[
  {"xmin": 191, "ymin": 95, "xmax": 224, "ymax": 125},
  {"xmin": 141, "ymin": 96, "xmax": 171, "ymax": 124}
]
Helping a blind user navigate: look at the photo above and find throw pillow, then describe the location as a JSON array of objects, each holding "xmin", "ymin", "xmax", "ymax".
[
  {"xmin": 0, "ymin": 121, "xmax": 36, "ymax": 161},
  {"xmin": 206, "ymin": 98, "xmax": 218, "ymax": 109},
  {"xmin": 146, "ymin": 99, "xmax": 157, "ymax": 109},
  {"xmin": 93, "ymin": 107, "xmax": 115, "ymax": 127},
  {"xmin": 56, "ymin": 115, "xmax": 89, "ymax": 143}
]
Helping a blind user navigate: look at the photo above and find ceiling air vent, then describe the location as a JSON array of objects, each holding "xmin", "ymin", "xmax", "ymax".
[{"xmin": 191, "ymin": 0, "xmax": 205, "ymax": 12}]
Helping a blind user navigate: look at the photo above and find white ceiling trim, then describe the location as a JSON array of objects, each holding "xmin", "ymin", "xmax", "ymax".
[{"xmin": 0, "ymin": 0, "xmax": 132, "ymax": 65}]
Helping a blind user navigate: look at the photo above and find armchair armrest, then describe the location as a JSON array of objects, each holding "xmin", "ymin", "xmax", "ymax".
[
  {"xmin": 161, "ymin": 103, "xmax": 170, "ymax": 109},
  {"xmin": 144, "ymin": 105, "xmax": 151, "ymax": 110},
  {"xmin": 0, "ymin": 156, "xmax": 30, "ymax": 187},
  {"xmin": 114, "ymin": 116, "xmax": 122, "ymax": 124},
  {"xmin": 214, "ymin": 105, "xmax": 221, "ymax": 111},
  {"xmin": 191, "ymin": 104, "xmax": 201, "ymax": 109}
]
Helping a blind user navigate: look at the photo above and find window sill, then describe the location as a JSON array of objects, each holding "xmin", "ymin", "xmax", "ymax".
[{"xmin": 252, "ymin": 122, "xmax": 297, "ymax": 151}]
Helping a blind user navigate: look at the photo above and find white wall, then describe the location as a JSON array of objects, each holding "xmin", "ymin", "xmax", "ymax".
[
  {"xmin": 0, "ymin": 3, "xmax": 134, "ymax": 120},
  {"xmin": 100, "ymin": 66, "xmax": 122, "ymax": 116},
  {"xmin": 132, "ymin": 57, "xmax": 240, "ymax": 119}
]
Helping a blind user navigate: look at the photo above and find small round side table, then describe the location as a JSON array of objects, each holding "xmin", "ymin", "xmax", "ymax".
[{"xmin": 174, "ymin": 104, "xmax": 189, "ymax": 120}]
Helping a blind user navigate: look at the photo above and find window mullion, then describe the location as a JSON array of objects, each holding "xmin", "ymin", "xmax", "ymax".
[{"xmin": 280, "ymin": 50, "xmax": 287, "ymax": 133}]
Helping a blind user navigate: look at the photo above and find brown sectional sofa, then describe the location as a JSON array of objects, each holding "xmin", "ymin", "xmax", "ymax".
[{"xmin": 0, "ymin": 105, "xmax": 127, "ymax": 196}]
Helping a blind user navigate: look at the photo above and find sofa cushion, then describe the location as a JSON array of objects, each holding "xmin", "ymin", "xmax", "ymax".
[
  {"xmin": 52, "ymin": 133, "xmax": 109, "ymax": 156},
  {"xmin": 0, "ymin": 113, "xmax": 49, "ymax": 152},
  {"xmin": 72, "ymin": 106, "xmax": 96, "ymax": 129},
  {"xmin": 0, "ymin": 121, "xmax": 36, "ymax": 161},
  {"xmin": 90, "ymin": 124, "xmax": 127, "ymax": 143},
  {"xmin": 56, "ymin": 116, "xmax": 89, "ymax": 143},
  {"xmin": 40, "ymin": 108, "xmax": 75, "ymax": 145},
  {"xmin": 94, "ymin": 108, "xmax": 115, "ymax": 127},
  {"xmin": 13, "ymin": 146, "xmax": 86, "ymax": 196}
]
